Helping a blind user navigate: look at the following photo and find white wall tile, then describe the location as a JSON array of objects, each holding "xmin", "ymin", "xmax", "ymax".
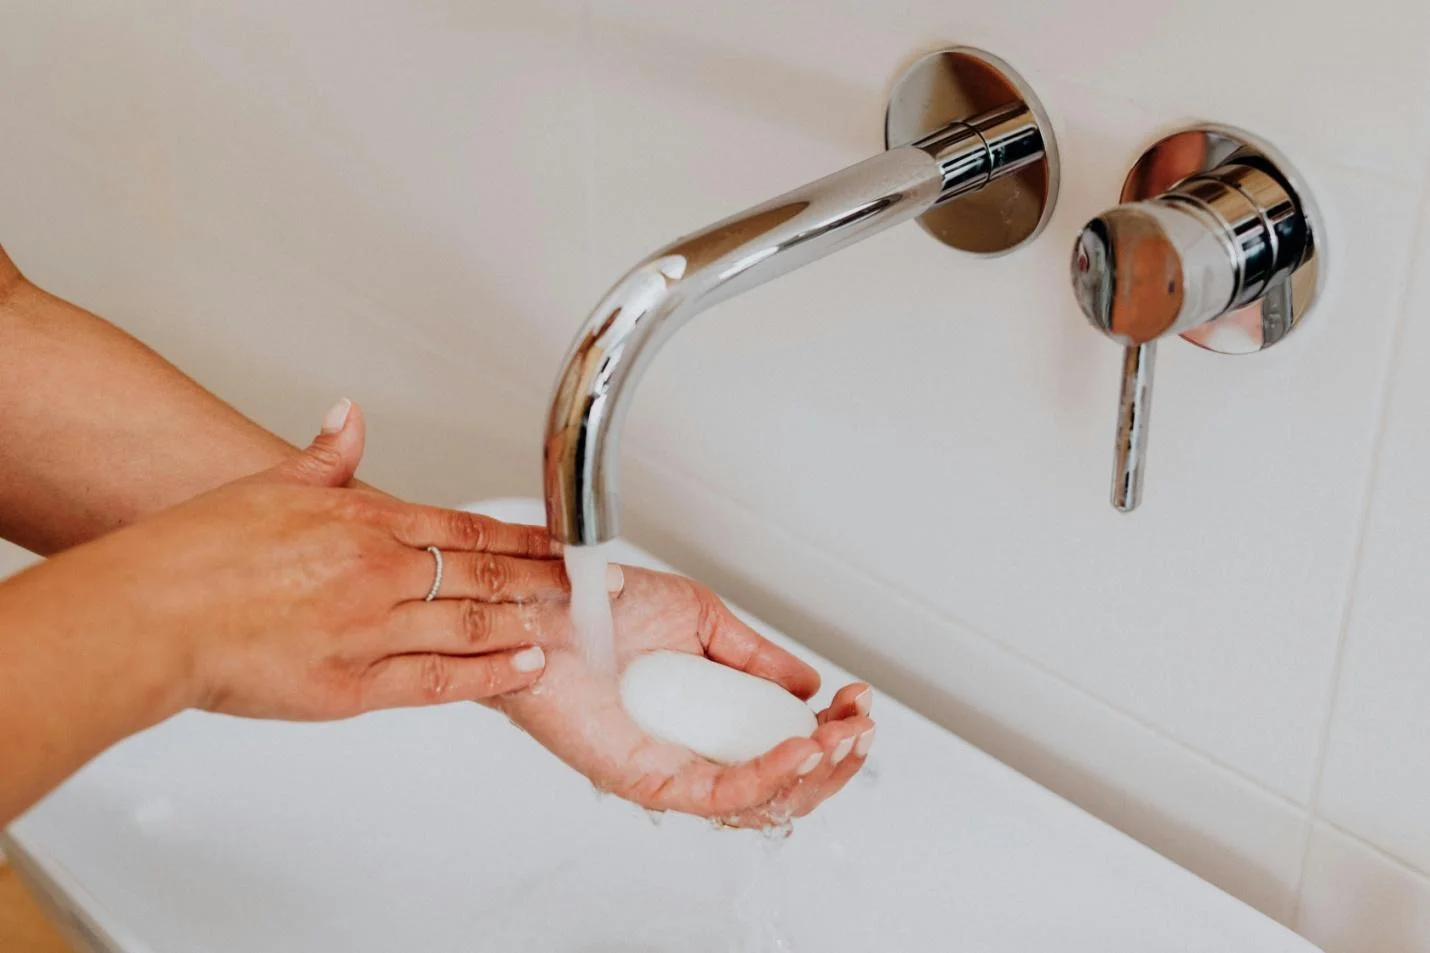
[
  {"xmin": 1317, "ymin": 199, "xmax": 1430, "ymax": 874},
  {"xmin": 1297, "ymin": 822, "xmax": 1430, "ymax": 953}
]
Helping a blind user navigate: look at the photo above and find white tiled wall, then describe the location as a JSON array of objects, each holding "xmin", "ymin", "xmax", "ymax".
[{"xmin": 2, "ymin": 2, "xmax": 1429, "ymax": 948}]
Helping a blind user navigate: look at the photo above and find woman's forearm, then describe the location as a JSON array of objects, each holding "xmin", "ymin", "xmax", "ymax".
[
  {"xmin": 0, "ymin": 245, "xmax": 296, "ymax": 554},
  {"xmin": 0, "ymin": 545, "xmax": 193, "ymax": 823}
]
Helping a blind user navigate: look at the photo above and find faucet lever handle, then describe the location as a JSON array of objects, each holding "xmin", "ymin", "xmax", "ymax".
[
  {"xmin": 1112, "ymin": 342, "xmax": 1155, "ymax": 512},
  {"xmin": 1068, "ymin": 126, "xmax": 1325, "ymax": 514}
]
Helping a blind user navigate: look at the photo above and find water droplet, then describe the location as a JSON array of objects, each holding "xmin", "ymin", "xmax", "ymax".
[{"xmin": 758, "ymin": 817, "xmax": 795, "ymax": 843}]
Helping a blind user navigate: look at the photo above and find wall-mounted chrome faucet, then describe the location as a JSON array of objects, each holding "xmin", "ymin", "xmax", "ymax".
[
  {"xmin": 544, "ymin": 47, "xmax": 1060, "ymax": 544},
  {"xmin": 1070, "ymin": 125, "xmax": 1325, "ymax": 512}
]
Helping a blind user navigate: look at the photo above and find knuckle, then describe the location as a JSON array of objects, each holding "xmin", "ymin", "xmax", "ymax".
[
  {"xmin": 338, "ymin": 492, "xmax": 388, "ymax": 525},
  {"xmin": 419, "ymin": 653, "xmax": 452, "ymax": 702},
  {"xmin": 475, "ymin": 661, "xmax": 503, "ymax": 698},
  {"xmin": 460, "ymin": 600, "xmax": 495, "ymax": 647},
  {"xmin": 685, "ymin": 579, "xmax": 723, "ymax": 646},
  {"xmin": 300, "ymin": 442, "xmax": 345, "ymax": 475},
  {"xmin": 447, "ymin": 511, "xmax": 491, "ymax": 551},
  {"xmin": 508, "ymin": 525, "xmax": 544, "ymax": 558},
  {"xmin": 627, "ymin": 773, "xmax": 678, "ymax": 810},
  {"xmin": 475, "ymin": 554, "xmax": 513, "ymax": 599}
]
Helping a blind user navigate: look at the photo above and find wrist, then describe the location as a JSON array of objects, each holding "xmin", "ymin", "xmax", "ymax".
[
  {"xmin": 13, "ymin": 541, "xmax": 201, "ymax": 727},
  {"xmin": 0, "ymin": 549, "xmax": 197, "ymax": 824}
]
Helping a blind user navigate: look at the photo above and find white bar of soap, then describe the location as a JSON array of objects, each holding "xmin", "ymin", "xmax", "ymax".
[{"xmin": 619, "ymin": 651, "xmax": 818, "ymax": 764}]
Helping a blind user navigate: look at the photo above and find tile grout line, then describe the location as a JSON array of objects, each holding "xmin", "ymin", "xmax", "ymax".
[
  {"xmin": 624, "ymin": 443, "xmax": 1312, "ymax": 816},
  {"xmin": 1318, "ymin": 816, "xmax": 1430, "ymax": 883},
  {"xmin": 1287, "ymin": 159, "xmax": 1430, "ymax": 929}
]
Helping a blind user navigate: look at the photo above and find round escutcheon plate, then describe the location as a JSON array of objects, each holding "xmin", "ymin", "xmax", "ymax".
[{"xmin": 885, "ymin": 46, "xmax": 1059, "ymax": 256}]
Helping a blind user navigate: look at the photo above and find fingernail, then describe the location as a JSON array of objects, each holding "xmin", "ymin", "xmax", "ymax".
[
  {"xmin": 605, "ymin": 563, "xmax": 625, "ymax": 595},
  {"xmin": 831, "ymin": 736, "xmax": 855, "ymax": 765},
  {"xmin": 321, "ymin": 398, "xmax": 352, "ymax": 434},
  {"xmin": 854, "ymin": 688, "xmax": 873, "ymax": 716},
  {"xmin": 797, "ymin": 752, "xmax": 822, "ymax": 776},
  {"xmin": 855, "ymin": 727, "xmax": 876, "ymax": 758},
  {"xmin": 512, "ymin": 646, "xmax": 545, "ymax": 673}
]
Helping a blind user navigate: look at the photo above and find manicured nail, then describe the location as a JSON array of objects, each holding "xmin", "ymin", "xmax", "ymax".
[
  {"xmin": 512, "ymin": 646, "xmax": 545, "ymax": 673},
  {"xmin": 797, "ymin": 752, "xmax": 823, "ymax": 776},
  {"xmin": 831, "ymin": 736, "xmax": 855, "ymax": 765},
  {"xmin": 605, "ymin": 563, "xmax": 625, "ymax": 595},
  {"xmin": 855, "ymin": 727, "xmax": 876, "ymax": 758},
  {"xmin": 854, "ymin": 688, "xmax": 873, "ymax": 716},
  {"xmin": 321, "ymin": 398, "xmax": 352, "ymax": 434}
]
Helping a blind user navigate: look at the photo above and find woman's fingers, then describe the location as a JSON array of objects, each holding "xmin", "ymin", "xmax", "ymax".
[
  {"xmin": 720, "ymin": 715, "xmax": 874, "ymax": 827},
  {"xmin": 401, "ymin": 549, "xmax": 576, "ymax": 604},
  {"xmin": 383, "ymin": 599, "xmax": 566, "ymax": 655},
  {"xmin": 650, "ymin": 736, "xmax": 824, "ymax": 818},
  {"xmin": 358, "ymin": 647, "xmax": 546, "ymax": 710},
  {"xmin": 440, "ymin": 552, "xmax": 569, "ymax": 601},
  {"xmin": 782, "ymin": 716, "xmax": 874, "ymax": 818},
  {"xmin": 694, "ymin": 591, "xmax": 821, "ymax": 701},
  {"xmin": 390, "ymin": 505, "xmax": 562, "ymax": 559},
  {"xmin": 249, "ymin": 399, "xmax": 366, "ymax": 489},
  {"xmin": 767, "ymin": 720, "xmax": 853, "ymax": 817},
  {"xmin": 818, "ymin": 682, "xmax": 873, "ymax": 724},
  {"xmin": 809, "ymin": 721, "xmax": 875, "ymax": 808}
]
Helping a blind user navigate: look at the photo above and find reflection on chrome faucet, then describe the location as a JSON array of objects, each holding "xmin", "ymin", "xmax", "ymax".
[
  {"xmin": 1069, "ymin": 125, "xmax": 1325, "ymax": 513},
  {"xmin": 544, "ymin": 47, "xmax": 1060, "ymax": 544}
]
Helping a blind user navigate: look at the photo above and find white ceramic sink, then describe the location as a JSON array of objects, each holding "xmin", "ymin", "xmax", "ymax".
[{"xmin": 4, "ymin": 498, "xmax": 1321, "ymax": 952}]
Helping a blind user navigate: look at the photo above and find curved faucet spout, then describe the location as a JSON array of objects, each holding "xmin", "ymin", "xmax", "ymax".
[{"xmin": 544, "ymin": 102, "xmax": 1045, "ymax": 544}]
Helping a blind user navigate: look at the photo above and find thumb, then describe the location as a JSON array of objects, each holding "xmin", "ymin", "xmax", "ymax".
[{"xmin": 260, "ymin": 398, "xmax": 366, "ymax": 488}]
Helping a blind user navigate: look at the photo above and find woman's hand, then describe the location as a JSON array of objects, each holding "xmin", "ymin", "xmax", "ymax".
[
  {"xmin": 0, "ymin": 400, "xmax": 590, "ymax": 821},
  {"xmin": 2, "ymin": 394, "xmax": 871, "ymax": 827},
  {"xmin": 494, "ymin": 569, "xmax": 876, "ymax": 828},
  {"xmin": 101, "ymin": 402, "xmax": 593, "ymax": 719}
]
